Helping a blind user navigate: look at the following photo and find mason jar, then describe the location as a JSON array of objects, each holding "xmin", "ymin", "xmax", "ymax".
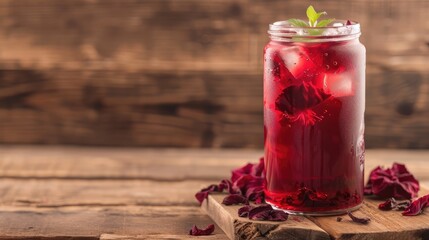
[{"xmin": 263, "ymin": 20, "xmax": 366, "ymax": 215}]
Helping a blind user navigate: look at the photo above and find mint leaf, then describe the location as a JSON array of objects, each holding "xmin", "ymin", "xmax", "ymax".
[
  {"xmin": 316, "ymin": 19, "xmax": 334, "ymax": 27},
  {"xmin": 306, "ymin": 6, "xmax": 318, "ymax": 26},
  {"xmin": 288, "ymin": 19, "xmax": 309, "ymax": 27},
  {"xmin": 308, "ymin": 29, "xmax": 324, "ymax": 36},
  {"xmin": 306, "ymin": 5, "xmax": 327, "ymax": 27}
]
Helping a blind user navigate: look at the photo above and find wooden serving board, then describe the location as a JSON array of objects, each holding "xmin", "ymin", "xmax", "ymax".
[{"xmin": 202, "ymin": 188, "xmax": 429, "ymax": 240}]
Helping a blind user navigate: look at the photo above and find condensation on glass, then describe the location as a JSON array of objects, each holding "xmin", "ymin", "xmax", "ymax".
[{"xmin": 263, "ymin": 20, "xmax": 366, "ymax": 215}]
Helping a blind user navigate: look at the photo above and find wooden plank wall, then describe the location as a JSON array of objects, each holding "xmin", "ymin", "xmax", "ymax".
[{"xmin": 0, "ymin": 0, "xmax": 427, "ymax": 148}]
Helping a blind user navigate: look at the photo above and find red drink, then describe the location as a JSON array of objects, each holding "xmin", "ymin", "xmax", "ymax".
[{"xmin": 264, "ymin": 21, "xmax": 366, "ymax": 215}]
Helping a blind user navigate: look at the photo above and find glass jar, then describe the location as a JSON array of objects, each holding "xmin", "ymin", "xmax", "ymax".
[{"xmin": 263, "ymin": 20, "xmax": 366, "ymax": 215}]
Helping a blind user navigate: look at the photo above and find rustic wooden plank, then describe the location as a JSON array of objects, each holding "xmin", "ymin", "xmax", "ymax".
[
  {"xmin": 365, "ymin": 71, "xmax": 429, "ymax": 149},
  {"xmin": 202, "ymin": 194, "xmax": 330, "ymax": 240},
  {"xmin": 0, "ymin": 0, "xmax": 252, "ymax": 71},
  {"xmin": 0, "ymin": 146, "xmax": 262, "ymax": 180},
  {"xmin": 0, "ymin": 179, "xmax": 211, "ymax": 207},
  {"xmin": 311, "ymin": 188, "xmax": 429, "ymax": 240},
  {"xmin": 0, "ymin": 0, "xmax": 427, "ymax": 148},
  {"xmin": 0, "ymin": 147, "xmax": 429, "ymax": 182},
  {"xmin": 203, "ymin": 190, "xmax": 429, "ymax": 240},
  {"xmin": 100, "ymin": 234, "xmax": 225, "ymax": 240},
  {"xmin": 0, "ymin": 206, "xmax": 226, "ymax": 239},
  {"xmin": 0, "ymin": 68, "xmax": 427, "ymax": 148},
  {"xmin": 0, "ymin": 0, "xmax": 426, "ymax": 71},
  {"xmin": 0, "ymin": 178, "xmax": 428, "ymax": 211},
  {"xmin": 0, "ymin": 70, "xmax": 262, "ymax": 148}
]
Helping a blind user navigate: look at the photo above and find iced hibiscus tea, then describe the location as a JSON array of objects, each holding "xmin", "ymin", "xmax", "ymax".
[{"xmin": 263, "ymin": 20, "xmax": 366, "ymax": 215}]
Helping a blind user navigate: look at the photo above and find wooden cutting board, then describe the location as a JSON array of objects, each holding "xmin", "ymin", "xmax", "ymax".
[{"xmin": 202, "ymin": 188, "xmax": 429, "ymax": 240}]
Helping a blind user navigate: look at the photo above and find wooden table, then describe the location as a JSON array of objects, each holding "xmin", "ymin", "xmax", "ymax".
[{"xmin": 0, "ymin": 146, "xmax": 428, "ymax": 239}]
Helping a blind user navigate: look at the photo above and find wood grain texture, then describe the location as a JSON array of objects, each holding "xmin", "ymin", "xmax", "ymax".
[
  {"xmin": 1, "ymin": 146, "xmax": 428, "ymax": 182},
  {"xmin": 0, "ymin": 70, "xmax": 262, "ymax": 148},
  {"xmin": 311, "ymin": 188, "xmax": 429, "ymax": 240},
  {"xmin": 0, "ymin": 0, "xmax": 427, "ymax": 148},
  {"xmin": 202, "ymin": 194, "xmax": 330, "ymax": 240},
  {"xmin": 0, "ymin": 147, "xmax": 428, "ymax": 239},
  {"xmin": 0, "ymin": 206, "xmax": 226, "ymax": 240},
  {"xmin": 203, "ymin": 191, "xmax": 429, "ymax": 240},
  {"xmin": 0, "ymin": 179, "xmax": 211, "ymax": 207}
]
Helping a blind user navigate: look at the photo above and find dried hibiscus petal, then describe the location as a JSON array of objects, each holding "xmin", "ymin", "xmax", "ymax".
[
  {"xmin": 402, "ymin": 194, "xmax": 429, "ymax": 216},
  {"xmin": 378, "ymin": 198, "xmax": 397, "ymax": 211},
  {"xmin": 348, "ymin": 212, "xmax": 370, "ymax": 224},
  {"xmin": 365, "ymin": 163, "xmax": 419, "ymax": 199},
  {"xmin": 222, "ymin": 194, "xmax": 249, "ymax": 205},
  {"xmin": 238, "ymin": 205, "xmax": 252, "ymax": 217},
  {"xmin": 363, "ymin": 184, "xmax": 373, "ymax": 195},
  {"xmin": 396, "ymin": 200, "xmax": 412, "ymax": 211},
  {"xmin": 194, "ymin": 157, "xmax": 267, "ymax": 218},
  {"xmin": 231, "ymin": 158, "xmax": 264, "ymax": 182},
  {"xmin": 246, "ymin": 186, "xmax": 264, "ymax": 200},
  {"xmin": 233, "ymin": 175, "xmax": 264, "ymax": 197},
  {"xmin": 250, "ymin": 157, "xmax": 265, "ymax": 177},
  {"xmin": 246, "ymin": 204, "xmax": 289, "ymax": 222},
  {"xmin": 218, "ymin": 179, "xmax": 239, "ymax": 194},
  {"xmin": 195, "ymin": 184, "xmax": 220, "ymax": 204},
  {"xmin": 275, "ymin": 83, "xmax": 331, "ymax": 116},
  {"xmin": 231, "ymin": 163, "xmax": 253, "ymax": 182},
  {"xmin": 378, "ymin": 197, "xmax": 412, "ymax": 211},
  {"xmin": 249, "ymin": 204, "xmax": 273, "ymax": 220},
  {"xmin": 195, "ymin": 178, "xmax": 242, "ymax": 205},
  {"xmin": 268, "ymin": 210, "xmax": 289, "ymax": 221},
  {"xmin": 189, "ymin": 224, "xmax": 215, "ymax": 236}
]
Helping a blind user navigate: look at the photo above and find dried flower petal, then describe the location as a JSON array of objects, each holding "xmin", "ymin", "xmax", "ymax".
[
  {"xmin": 231, "ymin": 163, "xmax": 253, "ymax": 182},
  {"xmin": 378, "ymin": 198, "xmax": 397, "ymax": 211},
  {"xmin": 218, "ymin": 179, "xmax": 239, "ymax": 194},
  {"xmin": 348, "ymin": 212, "xmax": 370, "ymax": 224},
  {"xmin": 233, "ymin": 175, "xmax": 264, "ymax": 201},
  {"xmin": 250, "ymin": 157, "xmax": 265, "ymax": 177},
  {"xmin": 195, "ymin": 184, "xmax": 219, "ymax": 204},
  {"xmin": 189, "ymin": 224, "xmax": 215, "ymax": 236},
  {"xmin": 363, "ymin": 183, "xmax": 373, "ymax": 195},
  {"xmin": 254, "ymin": 195, "xmax": 264, "ymax": 204},
  {"xmin": 244, "ymin": 204, "xmax": 289, "ymax": 222},
  {"xmin": 238, "ymin": 205, "xmax": 252, "ymax": 217},
  {"xmin": 365, "ymin": 163, "xmax": 419, "ymax": 199},
  {"xmin": 378, "ymin": 198, "xmax": 412, "ymax": 211},
  {"xmin": 222, "ymin": 194, "xmax": 249, "ymax": 206},
  {"xmin": 249, "ymin": 204, "xmax": 273, "ymax": 220},
  {"xmin": 396, "ymin": 200, "xmax": 412, "ymax": 211},
  {"xmin": 276, "ymin": 83, "xmax": 331, "ymax": 116},
  {"xmin": 269, "ymin": 210, "xmax": 289, "ymax": 221},
  {"xmin": 231, "ymin": 157, "xmax": 264, "ymax": 181},
  {"xmin": 194, "ymin": 157, "xmax": 267, "ymax": 217},
  {"xmin": 246, "ymin": 186, "xmax": 264, "ymax": 201},
  {"xmin": 402, "ymin": 194, "xmax": 429, "ymax": 216}
]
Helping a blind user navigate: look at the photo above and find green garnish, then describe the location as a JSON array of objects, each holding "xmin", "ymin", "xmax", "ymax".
[
  {"xmin": 288, "ymin": 5, "xmax": 334, "ymax": 28},
  {"xmin": 287, "ymin": 19, "xmax": 309, "ymax": 28}
]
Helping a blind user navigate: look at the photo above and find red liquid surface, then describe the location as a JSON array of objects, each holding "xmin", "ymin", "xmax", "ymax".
[{"xmin": 263, "ymin": 39, "xmax": 365, "ymax": 213}]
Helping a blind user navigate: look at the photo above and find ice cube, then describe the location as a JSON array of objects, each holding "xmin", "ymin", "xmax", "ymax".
[
  {"xmin": 323, "ymin": 73, "xmax": 353, "ymax": 97},
  {"xmin": 337, "ymin": 26, "xmax": 353, "ymax": 35},
  {"xmin": 279, "ymin": 46, "xmax": 304, "ymax": 71},
  {"xmin": 322, "ymin": 28, "xmax": 338, "ymax": 36},
  {"xmin": 279, "ymin": 46, "xmax": 324, "ymax": 86}
]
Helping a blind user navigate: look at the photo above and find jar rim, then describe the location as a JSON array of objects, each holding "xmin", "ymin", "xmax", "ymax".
[{"xmin": 268, "ymin": 20, "xmax": 361, "ymax": 42}]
